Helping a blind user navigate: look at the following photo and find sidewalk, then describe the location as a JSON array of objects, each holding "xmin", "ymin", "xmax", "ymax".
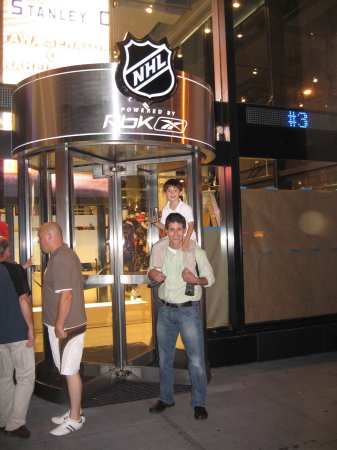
[{"xmin": 1, "ymin": 351, "xmax": 337, "ymax": 449}]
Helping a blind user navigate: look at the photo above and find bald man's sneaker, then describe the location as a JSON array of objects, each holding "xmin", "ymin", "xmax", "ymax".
[
  {"xmin": 149, "ymin": 400, "xmax": 175, "ymax": 413},
  {"xmin": 50, "ymin": 417, "xmax": 83, "ymax": 436},
  {"xmin": 194, "ymin": 406, "xmax": 208, "ymax": 420},
  {"xmin": 52, "ymin": 410, "xmax": 86, "ymax": 425}
]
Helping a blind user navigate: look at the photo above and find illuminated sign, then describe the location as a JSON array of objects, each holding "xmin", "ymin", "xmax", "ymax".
[
  {"xmin": 4, "ymin": 159, "xmax": 17, "ymax": 174},
  {"xmin": 244, "ymin": 105, "xmax": 337, "ymax": 131},
  {"xmin": 116, "ymin": 33, "xmax": 177, "ymax": 104},
  {"xmin": 3, "ymin": 160, "xmax": 35, "ymax": 174},
  {"xmin": 3, "ymin": 0, "xmax": 109, "ymax": 84},
  {"xmin": 287, "ymin": 111, "xmax": 309, "ymax": 128}
]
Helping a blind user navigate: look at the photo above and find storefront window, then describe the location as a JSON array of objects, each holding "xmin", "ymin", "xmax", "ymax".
[
  {"xmin": 201, "ymin": 164, "xmax": 229, "ymax": 327},
  {"xmin": 110, "ymin": 0, "xmax": 213, "ymax": 85},
  {"xmin": 234, "ymin": 0, "xmax": 337, "ymax": 324},
  {"xmin": 174, "ymin": 18, "xmax": 214, "ymax": 87},
  {"xmin": 240, "ymin": 157, "xmax": 337, "ymax": 323},
  {"xmin": 234, "ymin": 0, "xmax": 337, "ymax": 113},
  {"xmin": 1, "ymin": 160, "xmax": 20, "ymax": 261}
]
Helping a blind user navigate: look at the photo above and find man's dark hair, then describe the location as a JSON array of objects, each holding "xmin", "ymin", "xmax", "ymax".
[
  {"xmin": 163, "ymin": 178, "xmax": 183, "ymax": 193},
  {"xmin": 0, "ymin": 237, "xmax": 10, "ymax": 257},
  {"xmin": 165, "ymin": 212, "xmax": 186, "ymax": 230}
]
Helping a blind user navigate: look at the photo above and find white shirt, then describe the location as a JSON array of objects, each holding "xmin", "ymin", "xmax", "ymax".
[{"xmin": 160, "ymin": 199, "xmax": 197, "ymax": 242}]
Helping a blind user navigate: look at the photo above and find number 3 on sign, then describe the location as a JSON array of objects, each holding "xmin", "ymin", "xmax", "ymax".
[{"xmin": 287, "ymin": 111, "xmax": 309, "ymax": 128}]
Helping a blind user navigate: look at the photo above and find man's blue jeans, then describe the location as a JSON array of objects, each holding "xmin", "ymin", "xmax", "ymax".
[{"xmin": 157, "ymin": 300, "xmax": 207, "ymax": 407}]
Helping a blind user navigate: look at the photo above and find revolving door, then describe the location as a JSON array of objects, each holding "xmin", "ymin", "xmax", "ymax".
[
  {"xmin": 25, "ymin": 150, "xmax": 204, "ymax": 402},
  {"xmin": 12, "ymin": 62, "xmax": 215, "ymax": 403}
]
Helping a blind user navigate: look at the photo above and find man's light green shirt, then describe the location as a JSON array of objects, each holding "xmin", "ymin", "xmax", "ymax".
[{"xmin": 149, "ymin": 245, "xmax": 215, "ymax": 304}]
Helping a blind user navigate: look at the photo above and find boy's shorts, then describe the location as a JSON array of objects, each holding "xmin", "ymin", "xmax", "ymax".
[{"xmin": 47, "ymin": 324, "xmax": 86, "ymax": 375}]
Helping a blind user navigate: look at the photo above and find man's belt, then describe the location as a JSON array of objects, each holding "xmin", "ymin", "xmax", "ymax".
[{"xmin": 160, "ymin": 299, "xmax": 194, "ymax": 308}]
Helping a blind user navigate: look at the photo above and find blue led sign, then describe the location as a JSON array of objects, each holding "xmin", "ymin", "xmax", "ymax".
[
  {"xmin": 287, "ymin": 111, "xmax": 308, "ymax": 128},
  {"xmin": 245, "ymin": 105, "xmax": 337, "ymax": 131}
]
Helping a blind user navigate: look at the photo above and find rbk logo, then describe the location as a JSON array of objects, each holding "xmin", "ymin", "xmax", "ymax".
[
  {"xmin": 103, "ymin": 114, "xmax": 187, "ymax": 134},
  {"xmin": 116, "ymin": 33, "xmax": 178, "ymax": 104},
  {"xmin": 154, "ymin": 117, "xmax": 187, "ymax": 133}
]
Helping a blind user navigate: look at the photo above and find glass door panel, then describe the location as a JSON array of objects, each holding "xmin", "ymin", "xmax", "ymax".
[
  {"xmin": 73, "ymin": 165, "xmax": 114, "ymax": 365},
  {"xmin": 29, "ymin": 166, "xmax": 44, "ymax": 363},
  {"xmin": 122, "ymin": 159, "xmax": 193, "ymax": 361},
  {"xmin": 28, "ymin": 156, "xmax": 55, "ymax": 365},
  {"xmin": 155, "ymin": 165, "xmax": 191, "ymax": 351},
  {"xmin": 121, "ymin": 174, "xmax": 154, "ymax": 364}
]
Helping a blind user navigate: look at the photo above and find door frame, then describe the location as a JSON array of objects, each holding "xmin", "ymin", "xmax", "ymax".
[{"xmin": 24, "ymin": 149, "xmax": 203, "ymax": 403}]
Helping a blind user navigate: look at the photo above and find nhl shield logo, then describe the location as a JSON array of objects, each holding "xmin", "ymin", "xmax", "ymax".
[{"xmin": 116, "ymin": 33, "xmax": 178, "ymax": 104}]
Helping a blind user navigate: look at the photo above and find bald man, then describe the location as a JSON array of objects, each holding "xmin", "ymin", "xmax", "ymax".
[{"xmin": 38, "ymin": 222, "xmax": 87, "ymax": 437}]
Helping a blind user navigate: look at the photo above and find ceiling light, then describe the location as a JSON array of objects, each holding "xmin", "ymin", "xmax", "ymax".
[
  {"xmin": 241, "ymin": 97, "xmax": 246, "ymax": 102},
  {"xmin": 233, "ymin": 2, "xmax": 240, "ymax": 7},
  {"xmin": 303, "ymin": 89, "xmax": 312, "ymax": 95},
  {"xmin": 204, "ymin": 21, "xmax": 211, "ymax": 34},
  {"xmin": 252, "ymin": 68, "xmax": 258, "ymax": 75},
  {"xmin": 236, "ymin": 26, "xmax": 243, "ymax": 38},
  {"xmin": 113, "ymin": 45, "xmax": 118, "ymax": 59},
  {"xmin": 313, "ymin": 77, "xmax": 318, "ymax": 83},
  {"xmin": 177, "ymin": 47, "xmax": 183, "ymax": 58},
  {"xmin": 146, "ymin": 4, "xmax": 153, "ymax": 13}
]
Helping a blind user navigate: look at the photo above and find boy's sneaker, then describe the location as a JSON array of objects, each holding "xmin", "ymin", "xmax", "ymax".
[
  {"xmin": 50, "ymin": 417, "xmax": 84, "ymax": 436},
  {"xmin": 185, "ymin": 283, "xmax": 195, "ymax": 296},
  {"xmin": 52, "ymin": 410, "xmax": 86, "ymax": 425}
]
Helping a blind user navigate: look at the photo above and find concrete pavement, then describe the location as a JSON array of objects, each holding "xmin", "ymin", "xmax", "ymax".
[{"xmin": 1, "ymin": 351, "xmax": 337, "ymax": 449}]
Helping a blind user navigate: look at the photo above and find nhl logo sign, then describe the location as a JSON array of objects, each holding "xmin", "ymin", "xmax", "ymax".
[{"xmin": 116, "ymin": 33, "xmax": 178, "ymax": 104}]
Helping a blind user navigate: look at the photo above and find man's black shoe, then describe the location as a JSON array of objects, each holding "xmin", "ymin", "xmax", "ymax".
[
  {"xmin": 149, "ymin": 400, "xmax": 175, "ymax": 413},
  {"xmin": 194, "ymin": 406, "xmax": 208, "ymax": 420},
  {"xmin": 4, "ymin": 425, "xmax": 31, "ymax": 438}
]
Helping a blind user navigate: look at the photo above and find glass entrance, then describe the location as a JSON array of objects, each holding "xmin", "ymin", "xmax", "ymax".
[{"xmin": 29, "ymin": 151, "xmax": 198, "ymax": 397}]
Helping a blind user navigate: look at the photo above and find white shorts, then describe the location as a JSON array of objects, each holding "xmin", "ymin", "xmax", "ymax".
[{"xmin": 47, "ymin": 324, "xmax": 86, "ymax": 376}]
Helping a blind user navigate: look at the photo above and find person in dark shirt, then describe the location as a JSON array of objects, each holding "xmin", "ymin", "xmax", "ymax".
[{"xmin": 0, "ymin": 237, "xmax": 35, "ymax": 439}]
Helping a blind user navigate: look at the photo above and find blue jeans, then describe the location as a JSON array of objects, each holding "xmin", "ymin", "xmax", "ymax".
[{"xmin": 157, "ymin": 300, "xmax": 207, "ymax": 407}]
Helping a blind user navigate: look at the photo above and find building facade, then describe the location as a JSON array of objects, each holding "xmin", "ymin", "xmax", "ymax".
[{"xmin": 0, "ymin": 1, "xmax": 336, "ymax": 398}]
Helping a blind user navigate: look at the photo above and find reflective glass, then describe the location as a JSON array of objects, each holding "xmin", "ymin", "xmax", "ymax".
[
  {"xmin": 233, "ymin": 0, "xmax": 337, "ymax": 112},
  {"xmin": 201, "ymin": 164, "xmax": 229, "ymax": 328},
  {"xmin": 73, "ymin": 165, "xmax": 114, "ymax": 365},
  {"xmin": 122, "ymin": 174, "xmax": 154, "ymax": 363},
  {"xmin": 110, "ymin": 0, "xmax": 212, "ymax": 84},
  {"xmin": 28, "ymin": 166, "xmax": 44, "ymax": 363}
]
